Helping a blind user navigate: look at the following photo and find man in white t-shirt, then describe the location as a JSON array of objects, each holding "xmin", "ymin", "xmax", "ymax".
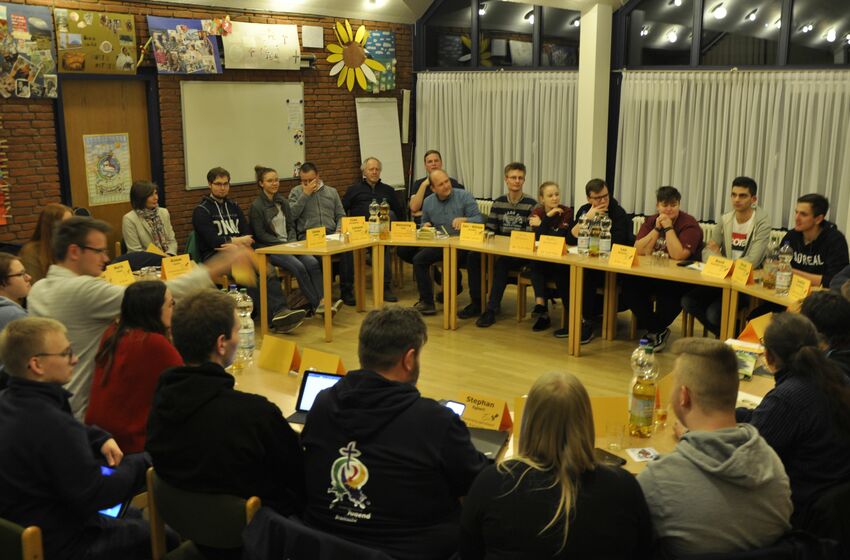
[{"xmin": 681, "ymin": 177, "xmax": 772, "ymax": 335}]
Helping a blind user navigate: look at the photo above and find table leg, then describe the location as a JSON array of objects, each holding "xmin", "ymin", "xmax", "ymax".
[
  {"xmin": 722, "ymin": 287, "xmax": 737, "ymax": 340},
  {"xmin": 322, "ymin": 255, "xmax": 333, "ymax": 342},
  {"xmin": 450, "ymin": 247, "xmax": 458, "ymax": 330},
  {"xmin": 442, "ymin": 246, "xmax": 451, "ymax": 330},
  {"xmin": 353, "ymin": 249, "xmax": 365, "ymax": 312},
  {"xmin": 604, "ymin": 271, "xmax": 618, "ymax": 340},
  {"xmin": 372, "ymin": 244, "xmax": 383, "ymax": 308},
  {"xmin": 480, "ymin": 253, "xmax": 489, "ymax": 311},
  {"xmin": 259, "ymin": 254, "xmax": 268, "ymax": 335},
  {"xmin": 570, "ymin": 265, "xmax": 584, "ymax": 356}
]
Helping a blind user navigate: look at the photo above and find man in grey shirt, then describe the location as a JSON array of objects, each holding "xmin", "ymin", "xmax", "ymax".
[
  {"xmin": 288, "ymin": 162, "xmax": 345, "ymax": 240},
  {"xmin": 637, "ymin": 338, "xmax": 792, "ymax": 557}
]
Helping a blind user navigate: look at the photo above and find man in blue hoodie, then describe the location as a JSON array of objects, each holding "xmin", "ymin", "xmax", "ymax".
[{"xmin": 301, "ymin": 307, "xmax": 490, "ymax": 560}]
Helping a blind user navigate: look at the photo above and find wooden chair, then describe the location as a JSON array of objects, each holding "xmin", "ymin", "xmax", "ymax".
[
  {"xmin": 147, "ymin": 467, "xmax": 261, "ymax": 560},
  {"xmin": 515, "ymin": 268, "xmax": 567, "ymax": 327},
  {"xmin": 0, "ymin": 517, "xmax": 44, "ymax": 560}
]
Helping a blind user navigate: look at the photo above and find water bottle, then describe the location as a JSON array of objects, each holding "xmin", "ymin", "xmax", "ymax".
[
  {"xmin": 762, "ymin": 238, "xmax": 779, "ymax": 290},
  {"xmin": 368, "ymin": 199, "xmax": 380, "ymax": 239},
  {"xmin": 236, "ymin": 289, "xmax": 254, "ymax": 371},
  {"xmin": 577, "ymin": 216, "xmax": 590, "ymax": 256},
  {"xmin": 599, "ymin": 213, "xmax": 612, "ymax": 258},
  {"xmin": 379, "ymin": 198, "xmax": 390, "ymax": 240},
  {"xmin": 588, "ymin": 214, "xmax": 601, "ymax": 257},
  {"xmin": 774, "ymin": 242, "xmax": 794, "ymax": 296},
  {"xmin": 628, "ymin": 342, "xmax": 657, "ymax": 438}
]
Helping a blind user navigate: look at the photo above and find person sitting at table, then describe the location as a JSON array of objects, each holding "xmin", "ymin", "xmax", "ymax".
[
  {"xmin": 622, "ymin": 186, "xmax": 703, "ymax": 352},
  {"xmin": 192, "ymin": 166, "xmax": 305, "ymax": 333},
  {"xmin": 0, "ymin": 252, "xmax": 31, "ymax": 331},
  {"xmin": 301, "ymin": 306, "xmax": 489, "ymax": 560},
  {"xmin": 288, "ymin": 162, "xmax": 345, "ymax": 240},
  {"xmin": 800, "ymin": 291, "xmax": 850, "ymax": 380},
  {"xmin": 85, "ymin": 281, "xmax": 181, "ymax": 454},
  {"xmin": 638, "ymin": 338, "xmax": 791, "ymax": 557},
  {"xmin": 460, "ymin": 371, "xmax": 651, "ymax": 559},
  {"xmin": 681, "ymin": 176, "xmax": 771, "ymax": 337},
  {"xmin": 736, "ymin": 313, "xmax": 850, "ymax": 527},
  {"xmin": 413, "ymin": 170, "xmax": 484, "ymax": 316},
  {"xmin": 250, "ymin": 164, "xmax": 341, "ymax": 318},
  {"xmin": 18, "ymin": 202, "xmax": 73, "ymax": 284},
  {"xmin": 146, "ymin": 289, "xmax": 305, "ymax": 557},
  {"xmin": 528, "ymin": 182, "xmax": 573, "ymax": 337},
  {"xmin": 121, "ymin": 180, "xmax": 178, "ymax": 256},
  {"xmin": 781, "ymin": 194, "xmax": 849, "ymax": 288},
  {"xmin": 468, "ymin": 162, "xmax": 537, "ymax": 328}
]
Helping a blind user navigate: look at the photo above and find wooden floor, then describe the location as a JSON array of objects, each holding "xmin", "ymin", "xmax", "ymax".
[{"xmin": 257, "ymin": 265, "xmax": 685, "ymax": 405}]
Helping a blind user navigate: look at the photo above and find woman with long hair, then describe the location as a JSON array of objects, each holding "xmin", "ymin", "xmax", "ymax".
[
  {"xmin": 0, "ymin": 252, "xmax": 31, "ymax": 331},
  {"xmin": 737, "ymin": 312, "xmax": 850, "ymax": 526},
  {"xmin": 85, "ymin": 281, "xmax": 181, "ymax": 454},
  {"xmin": 460, "ymin": 372, "xmax": 651, "ymax": 559},
  {"xmin": 122, "ymin": 180, "xmax": 178, "ymax": 255},
  {"xmin": 18, "ymin": 203, "xmax": 72, "ymax": 283}
]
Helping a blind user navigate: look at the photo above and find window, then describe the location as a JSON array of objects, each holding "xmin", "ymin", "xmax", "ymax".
[
  {"xmin": 789, "ymin": 0, "xmax": 850, "ymax": 66},
  {"xmin": 700, "ymin": 0, "xmax": 781, "ymax": 66},
  {"xmin": 424, "ymin": 0, "xmax": 472, "ymax": 68},
  {"xmin": 627, "ymin": 0, "xmax": 694, "ymax": 66},
  {"xmin": 541, "ymin": 6, "xmax": 580, "ymax": 67},
  {"xmin": 479, "ymin": 1, "xmax": 535, "ymax": 67}
]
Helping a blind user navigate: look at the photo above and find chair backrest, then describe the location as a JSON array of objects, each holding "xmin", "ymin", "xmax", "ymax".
[
  {"xmin": 0, "ymin": 517, "xmax": 44, "ymax": 560},
  {"xmin": 72, "ymin": 207, "xmax": 91, "ymax": 217},
  {"xmin": 801, "ymin": 480, "xmax": 850, "ymax": 556},
  {"xmin": 185, "ymin": 231, "xmax": 202, "ymax": 263},
  {"xmin": 146, "ymin": 467, "xmax": 261, "ymax": 560}
]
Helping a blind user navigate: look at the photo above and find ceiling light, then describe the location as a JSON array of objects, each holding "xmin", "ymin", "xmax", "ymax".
[
  {"xmin": 571, "ymin": 17, "xmax": 580, "ymax": 28},
  {"xmin": 524, "ymin": 10, "xmax": 534, "ymax": 25},
  {"xmin": 478, "ymin": 3, "xmax": 486, "ymax": 16},
  {"xmin": 846, "ymin": 33, "xmax": 850, "ymax": 45},
  {"xmin": 826, "ymin": 28, "xmax": 836, "ymax": 42},
  {"xmin": 640, "ymin": 25, "xmax": 650, "ymax": 37},
  {"xmin": 800, "ymin": 23, "xmax": 814, "ymax": 33},
  {"xmin": 744, "ymin": 9, "xmax": 757, "ymax": 22},
  {"xmin": 668, "ymin": 0, "xmax": 683, "ymax": 6},
  {"xmin": 712, "ymin": 3, "xmax": 727, "ymax": 20},
  {"xmin": 666, "ymin": 29, "xmax": 679, "ymax": 43}
]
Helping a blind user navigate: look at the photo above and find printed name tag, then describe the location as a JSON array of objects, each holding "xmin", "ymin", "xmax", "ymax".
[
  {"xmin": 391, "ymin": 221, "xmax": 416, "ymax": 242},
  {"xmin": 161, "ymin": 254, "xmax": 192, "ymax": 280},
  {"xmin": 701, "ymin": 255, "xmax": 734, "ymax": 279},
  {"xmin": 459, "ymin": 223, "xmax": 485, "ymax": 243},
  {"xmin": 731, "ymin": 259, "xmax": 753, "ymax": 286},
  {"xmin": 608, "ymin": 244, "xmax": 637, "ymax": 268},
  {"xmin": 537, "ymin": 235, "xmax": 565, "ymax": 258},
  {"xmin": 305, "ymin": 227, "xmax": 327, "ymax": 249},
  {"xmin": 508, "ymin": 231, "xmax": 535, "ymax": 254},
  {"xmin": 458, "ymin": 391, "xmax": 513, "ymax": 431},
  {"xmin": 103, "ymin": 261, "xmax": 135, "ymax": 286}
]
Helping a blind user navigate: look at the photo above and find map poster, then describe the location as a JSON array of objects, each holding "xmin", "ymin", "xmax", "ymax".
[
  {"xmin": 0, "ymin": 3, "xmax": 57, "ymax": 99},
  {"xmin": 363, "ymin": 30, "xmax": 396, "ymax": 93},
  {"xmin": 83, "ymin": 133, "xmax": 132, "ymax": 206},
  {"xmin": 222, "ymin": 21, "xmax": 300, "ymax": 70},
  {"xmin": 55, "ymin": 9, "xmax": 136, "ymax": 75},
  {"xmin": 147, "ymin": 16, "xmax": 222, "ymax": 75}
]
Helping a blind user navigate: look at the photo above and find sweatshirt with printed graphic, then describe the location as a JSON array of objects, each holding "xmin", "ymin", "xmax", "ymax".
[
  {"xmin": 781, "ymin": 221, "xmax": 849, "ymax": 287},
  {"xmin": 192, "ymin": 195, "xmax": 251, "ymax": 261}
]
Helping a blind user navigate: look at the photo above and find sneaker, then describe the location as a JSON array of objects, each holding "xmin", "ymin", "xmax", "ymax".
[
  {"xmin": 476, "ymin": 309, "xmax": 496, "ymax": 328},
  {"xmin": 553, "ymin": 327, "xmax": 569, "ymax": 338},
  {"xmin": 271, "ymin": 308, "xmax": 307, "ymax": 333},
  {"xmin": 531, "ymin": 304, "xmax": 547, "ymax": 319},
  {"xmin": 532, "ymin": 314, "xmax": 551, "ymax": 331},
  {"xmin": 580, "ymin": 321, "xmax": 595, "ymax": 345},
  {"xmin": 649, "ymin": 328, "xmax": 671, "ymax": 352},
  {"xmin": 413, "ymin": 300, "xmax": 437, "ymax": 316},
  {"xmin": 458, "ymin": 303, "xmax": 481, "ymax": 319},
  {"xmin": 383, "ymin": 286, "xmax": 399, "ymax": 303},
  {"xmin": 341, "ymin": 291, "xmax": 356, "ymax": 307},
  {"xmin": 436, "ymin": 285, "xmax": 462, "ymax": 305},
  {"xmin": 330, "ymin": 299, "xmax": 344, "ymax": 315}
]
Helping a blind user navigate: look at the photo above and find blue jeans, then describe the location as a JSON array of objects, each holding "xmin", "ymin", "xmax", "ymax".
[{"xmin": 270, "ymin": 254, "xmax": 323, "ymax": 309}]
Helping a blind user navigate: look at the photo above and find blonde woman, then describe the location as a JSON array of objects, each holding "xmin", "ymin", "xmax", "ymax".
[{"xmin": 460, "ymin": 372, "xmax": 652, "ymax": 559}]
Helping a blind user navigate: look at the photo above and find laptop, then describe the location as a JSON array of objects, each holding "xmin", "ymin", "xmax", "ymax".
[
  {"xmin": 286, "ymin": 371, "xmax": 344, "ymax": 424},
  {"xmin": 439, "ymin": 400, "xmax": 510, "ymax": 459}
]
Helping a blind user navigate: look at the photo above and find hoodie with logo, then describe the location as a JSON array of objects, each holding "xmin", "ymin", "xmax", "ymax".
[
  {"xmin": 637, "ymin": 424, "xmax": 792, "ymax": 557},
  {"xmin": 192, "ymin": 195, "xmax": 251, "ymax": 261},
  {"xmin": 301, "ymin": 369, "xmax": 490, "ymax": 560},
  {"xmin": 781, "ymin": 221, "xmax": 849, "ymax": 287}
]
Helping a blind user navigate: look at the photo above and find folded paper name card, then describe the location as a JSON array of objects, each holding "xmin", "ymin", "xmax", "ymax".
[
  {"xmin": 347, "ymin": 222, "xmax": 369, "ymax": 242},
  {"xmin": 460, "ymin": 222, "xmax": 485, "ymax": 243},
  {"xmin": 788, "ymin": 275, "xmax": 812, "ymax": 301},
  {"xmin": 305, "ymin": 227, "xmax": 327, "ymax": 249},
  {"xmin": 341, "ymin": 216, "xmax": 365, "ymax": 233},
  {"xmin": 509, "ymin": 231, "xmax": 536, "ymax": 254},
  {"xmin": 609, "ymin": 244, "xmax": 637, "ymax": 268},
  {"xmin": 298, "ymin": 347, "xmax": 346, "ymax": 376},
  {"xmin": 257, "ymin": 336, "xmax": 301, "ymax": 374},
  {"xmin": 161, "ymin": 254, "xmax": 192, "ymax": 280},
  {"xmin": 145, "ymin": 243, "xmax": 168, "ymax": 257},
  {"xmin": 701, "ymin": 255, "xmax": 734, "ymax": 279},
  {"xmin": 457, "ymin": 391, "xmax": 513, "ymax": 431},
  {"xmin": 537, "ymin": 235, "xmax": 565, "ymax": 258},
  {"xmin": 391, "ymin": 221, "xmax": 417, "ymax": 242},
  {"xmin": 731, "ymin": 259, "xmax": 754, "ymax": 286},
  {"xmin": 104, "ymin": 261, "xmax": 135, "ymax": 286}
]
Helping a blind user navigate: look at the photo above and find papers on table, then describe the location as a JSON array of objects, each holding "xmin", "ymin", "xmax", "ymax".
[{"xmin": 737, "ymin": 391, "xmax": 763, "ymax": 409}]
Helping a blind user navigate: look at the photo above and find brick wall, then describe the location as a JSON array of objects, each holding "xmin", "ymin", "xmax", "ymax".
[{"xmin": 0, "ymin": 0, "xmax": 413, "ymax": 247}]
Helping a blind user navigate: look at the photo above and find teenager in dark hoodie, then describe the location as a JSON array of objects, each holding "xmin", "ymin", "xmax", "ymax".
[
  {"xmin": 780, "ymin": 193, "xmax": 849, "ymax": 288},
  {"xmin": 301, "ymin": 307, "xmax": 490, "ymax": 560},
  {"xmin": 801, "ymin": 291, "xmax": 850, "ymax": 380},
  {"xmin": 146, "ymin": 290, "xmax": 305, "ymax": 559}
]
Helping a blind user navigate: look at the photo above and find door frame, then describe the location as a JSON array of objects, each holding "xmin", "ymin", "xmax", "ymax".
[{"xmin": 55, "ymin": 68, "xmax": 165, "ymax": 208}]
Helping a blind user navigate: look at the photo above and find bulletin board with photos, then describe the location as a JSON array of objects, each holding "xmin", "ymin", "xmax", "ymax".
[
  {"xmin": 54, "ymin": 9, "xmax": 137, "ymax": 75},
  {"xmin": 0, "ymin": 3, "xmax": 57, "ymax": 99}
]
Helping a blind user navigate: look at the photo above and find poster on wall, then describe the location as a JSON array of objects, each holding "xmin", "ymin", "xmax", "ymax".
[
  {"xmin": 83, "ymin": 133, "xmax": 133, "ymax": 206},
  {"xmin": 54, "ymin": 9, "xmax": 136, "ymax": 74},
  {"xmin": 0, "ymin": 121, "xmax": 8, "ymax": 224},
  {"xmin": 363, "ymin": 30, "xmax": 396, "ymax": 93},
  {"xmin": 146, "ymin": 16, "xmax": 222, "ymax": 74},
  {"xmin": 0, "ymin": 3, "xmax": 57, "ymax": 99},
  {"xmin": 222, "ymin": 21, "xmax": 300, "ymax": 70}
]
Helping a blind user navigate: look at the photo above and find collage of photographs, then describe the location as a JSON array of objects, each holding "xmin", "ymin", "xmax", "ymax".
[{"xmin": 0, "ymin": 4, "xmax": 57, "ymax": 99}]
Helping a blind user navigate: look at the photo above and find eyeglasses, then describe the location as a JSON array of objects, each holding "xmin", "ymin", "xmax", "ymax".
[
  {"xmin": 7, "ymin": 270, "xmax": 29, "ymax": 278},
  {"xmin": 82, "ymin": 246, "xmax": 109, "ymax": 255},
  {"xmin": 211, "ymin": 181, "xmax": 230, "ymax": 187},
  {"xmin": 34, "ymin": 346, "xmax": 75, "ymax": 363},
  {"xmin": 589, "ymin": 193, "xmax": 610, "ymax": 201}
]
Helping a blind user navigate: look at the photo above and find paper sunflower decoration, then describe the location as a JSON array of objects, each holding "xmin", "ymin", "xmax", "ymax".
[
  {"xmin": 326, "ymin": 20, "xmax": 386, "ymax": 92},
  {"xmin": 460, "ymin": 34, "xmax": 493, "ymax": 66}
]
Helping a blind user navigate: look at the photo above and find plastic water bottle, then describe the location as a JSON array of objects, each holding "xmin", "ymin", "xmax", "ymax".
[
  {"xmin": 775, "ymin": 242, "xmax": 794, "ymax": 296},
  {"xmin": 379, "ymin": 198, "xmax": 390, "ymax": 240},
  {"xmin": 628, "ymin": 341, "xmax": 657, "ymax": 438},
  {"xmin": 236, "ymin": 289, "xmax": 255, "ymax": 371},
  {"xmin": 599, "ymin": 213, "xmax": 612, "ymax": 258},
  {"xmin": 368, "ymin": 199, "xmax": 380, "ymax": 239},
  {"xmin": 577, "ymin": 216, "xmax": 590, "ymax": 256},
  {"xmin": 589, "ymin": 214, "xmax": 601, "ymax": 257}
]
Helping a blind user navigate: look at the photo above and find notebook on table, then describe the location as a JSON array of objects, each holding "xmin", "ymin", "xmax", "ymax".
[{"xmin": 286, "ymin": 371, "xmax": 344, "ymax": 424}]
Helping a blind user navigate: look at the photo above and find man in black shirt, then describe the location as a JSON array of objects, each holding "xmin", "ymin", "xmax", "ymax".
[
  {"xmin": 302, "ymin": 307, "xmax": 489, "ymax": 560},
  {"xmin": 780, "ymin": 193, "xmax": 849, "ymax": 288}
]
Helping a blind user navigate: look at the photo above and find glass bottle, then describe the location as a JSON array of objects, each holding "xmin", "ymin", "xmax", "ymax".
[{"xmin": 599, "ymin": 213, "xmax": 612, "ymax": 258}]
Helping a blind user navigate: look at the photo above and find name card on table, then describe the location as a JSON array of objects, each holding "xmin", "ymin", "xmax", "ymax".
[
  {"xmin": 701, "ymin": 255, "xmax": 734, "ymax": 279},
  {"xmin": 508, "ymin": 231, "xmax": 536, "ymax": 254},
  {"xmin": 145, "ymin": 243, "xmax": 168, "ymax": 257},
  {"xmin": 347, "ymin": 222, "xmax": 369, "ymax": 242},
  {"xmin": 161, "ymin": 254, "xmax": 192, "ymax": 280},
  {"xmin": 341, "ymin": 216, "xmax": 365, "ymax": 233},
  {"xmin": 305, "ymin": 227, "xmax": 327, "ymax": 249},
  {"xmin": 391, "ymin": 221, "xmax": 417, "ymax": 242},
  {"xmin": 537, "ymin": 235, "xmax": 565, "ymax": 258},
  {"xmin": 298, "ymin": 347, "xmax": 346, "ymax": 376},
  {"xmin": 731, "ymin": 259, "xmax": 754, "ymax": 286},
  {"xmin": 789, "ymin": 275, "xmax": 812, "ymax": 301},
  {"xmin": 257, "ymin": 335, "xmax": 301, "ymax": 374},
  {"xmin": 458, "ymin": 391, "xmax": 514, "ymax": 432},
  {"xmin": 103, "ymin": 261, "xmax": 135, "ymax": 286},
  {"xmin": 608, "ymin": 244, "xmax": 637, "ymax": 269},
  {"xmin": 460, "ymin": 222, "xmax": 485, "ymax": 243}
]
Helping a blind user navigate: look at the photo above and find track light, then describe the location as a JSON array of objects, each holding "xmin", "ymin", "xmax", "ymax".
[
  {"xmin": 826, "ymin": 28, "xmax": 836, "ymax": 43},
  {"xmin": 711, "ymin": 3, "xmax": 727, "ymax": 20},
  {"xmin": 666, "ymin": 29, "xmax": 678, "ymax": 43},
  {"xmin": 640, "ymin": 25, "xmax": 650, "ymax": 37},
  {"xmin": 744, "ymin": 9, "xmax": 757, "ymax": 23},
  {"xmin": 571, "ymin": 17, "xmax": 580, "ymax": 28},
  {"xmin": 524, "ymin": 10, "xmax": 534, "ymax": 25},
  {"xmin": 478, "ymin": 3, "xmax": 486, "ymax": 16}
]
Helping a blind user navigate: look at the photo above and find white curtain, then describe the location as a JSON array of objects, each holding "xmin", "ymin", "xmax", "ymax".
[
  {"xmin": 615, "ymin": 70, "xmax": 850, "ymax": 234},
  {"xmin": 415, "ymin": 72, "xmax": 578, "ymax": 202}
]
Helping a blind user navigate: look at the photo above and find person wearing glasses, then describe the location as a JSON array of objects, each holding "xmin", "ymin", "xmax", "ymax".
[
  {"xmin": 27, "ymin": 216, "xmax": 250, "ymax": 420},
  {"xmin": 0, "ymin": 252, "xmax": 31, "ymax": 331},
  {"xmin": 0, "ymin": 317, "xmax": 153, "ymax": 560}
]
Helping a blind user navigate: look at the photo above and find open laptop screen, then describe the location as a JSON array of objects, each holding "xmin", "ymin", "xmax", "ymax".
[{"xmin": 297, "ymin": 371, "xmax": 343, "ymax": 413}]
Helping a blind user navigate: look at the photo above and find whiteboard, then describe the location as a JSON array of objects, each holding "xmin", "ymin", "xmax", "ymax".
[
  {"xmin": 355, "ymin": 98, "xmax": 404, "ymax": 187},
  {"xmin": 181, "ymin": 81, "xmax": 305, "ymax": 190}
]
